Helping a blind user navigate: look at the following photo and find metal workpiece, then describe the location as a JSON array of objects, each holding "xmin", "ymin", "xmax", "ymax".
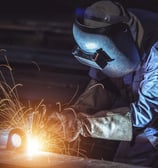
[{"xmin": 0, "ymin": 150, "xmax": 150, "ymax": 168}]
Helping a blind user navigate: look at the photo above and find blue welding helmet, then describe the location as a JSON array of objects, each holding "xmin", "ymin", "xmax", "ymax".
[{"xmin": 72, "ymin": 1, "xmax": 140, "ymax": 78}]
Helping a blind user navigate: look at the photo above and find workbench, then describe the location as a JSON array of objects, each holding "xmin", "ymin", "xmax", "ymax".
[{"xmin": 0, "ymin": 150, "xmax": 150, "ymax": 168}]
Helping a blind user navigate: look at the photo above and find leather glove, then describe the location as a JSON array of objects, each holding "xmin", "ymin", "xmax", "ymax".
[
  {"xmin": 46, "ymin": 107, "xmax": 132, "ymax": 142},
  {"xmin": 46, "ymin": 108, "xmax": 82, "ymax": 142},
  {"xmin": 80, "ymin": 107, "xmax": 132, "ymax": 141}
]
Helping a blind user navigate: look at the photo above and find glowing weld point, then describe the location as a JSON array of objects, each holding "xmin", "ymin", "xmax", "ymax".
[
  {"xmin": 27, "ymin": 136, "xmax": 41, "ymax": 156},
  {"xmin": 11, "ymin": 134, "xmax": 22, "ymax": 148}
]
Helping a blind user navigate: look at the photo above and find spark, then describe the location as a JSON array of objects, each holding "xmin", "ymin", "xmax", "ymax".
[{"xmin": 0, "ymin": 54, "xmax": 87, "ymax": 158}]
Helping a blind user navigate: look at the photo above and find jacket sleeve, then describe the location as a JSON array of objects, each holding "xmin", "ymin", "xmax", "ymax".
[
  {"xmin": 72, "ymin": 79, "xmax": 119, "ymax": 114},
  {"xmin": 69, "ymin": 79, "xmax": 133, "ymax": 141},
  {"xmin": 131, "ymin": 42, "xmax": 158, "ymax": 128}
]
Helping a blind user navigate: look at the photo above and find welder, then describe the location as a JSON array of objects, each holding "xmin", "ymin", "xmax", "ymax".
[{"xmin": 47, "ymin": 1, "xmax": 158, "ymax": 167}]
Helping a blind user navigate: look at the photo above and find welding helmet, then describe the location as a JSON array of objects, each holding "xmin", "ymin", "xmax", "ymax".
[{"xmin": 72, "ymin": 0, "xmax": 140, "ymax": 77}]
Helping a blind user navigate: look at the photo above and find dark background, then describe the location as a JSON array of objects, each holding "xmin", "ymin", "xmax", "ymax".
[{"xmin": 0, "ymin": 0, "xmax": 157, "ymax": 106}]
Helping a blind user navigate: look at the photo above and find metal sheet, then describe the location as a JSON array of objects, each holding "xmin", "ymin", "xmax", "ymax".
[{"xmin": 0, "ymin": 150, "xmax": 150, "ymax": 168}]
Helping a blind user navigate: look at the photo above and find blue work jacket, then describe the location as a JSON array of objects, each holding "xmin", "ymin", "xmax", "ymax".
[{"xmin": 89, "ymin": 9, "xmax": 158, "ymax": 148}]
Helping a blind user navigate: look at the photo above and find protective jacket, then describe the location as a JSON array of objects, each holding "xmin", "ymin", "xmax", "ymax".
[{"xmin": 70, "ymin": 8, "xmax": 158, "ymax": 148}]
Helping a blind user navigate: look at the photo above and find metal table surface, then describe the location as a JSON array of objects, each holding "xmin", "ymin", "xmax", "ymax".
[{"xmin": 0, "ymin": 150, "xmax": 150, "ymax": 168}]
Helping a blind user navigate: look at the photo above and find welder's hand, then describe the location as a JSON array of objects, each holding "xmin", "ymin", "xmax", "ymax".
[
  {"xmin": 46, "ymin": 107, "xmax": 132, "ymax": 142},
  {"xmin": 46, "ymin": 108, "xmax": 82, "ymax": 142}
]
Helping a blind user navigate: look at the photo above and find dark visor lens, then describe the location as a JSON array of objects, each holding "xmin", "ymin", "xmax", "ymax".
[{"xmin": 72, "ymin": 46, "xmax": 114, "ymax": 68}]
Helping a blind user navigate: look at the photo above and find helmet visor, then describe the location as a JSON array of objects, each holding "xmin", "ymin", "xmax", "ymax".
[{"xmin": 72, "ymin": 18, "xmax": 140, "ymax": 77}]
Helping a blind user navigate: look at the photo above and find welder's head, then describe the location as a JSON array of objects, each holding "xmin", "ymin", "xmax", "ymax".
[{"xmin": 72, "ymin": 0, "xmax": 141, "ymax": 78}]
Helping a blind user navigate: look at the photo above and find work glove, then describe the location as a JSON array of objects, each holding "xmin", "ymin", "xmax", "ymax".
[
  {"xmin": 81, "ymin": 107, "xmax": 132, "ymax": 141},
  {"xmin": 46, "ymin": 107, "xmax": 132, "ymax": 142},
  {"xmin": 46, "ymin": 108, "xmax": 82, "ymax": 142}
]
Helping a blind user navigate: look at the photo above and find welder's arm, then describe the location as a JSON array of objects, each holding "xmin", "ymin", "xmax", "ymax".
[
  {"xmin": 130, "ymin": 51, "xmax": 158, "ymax": 128},
  {"xmin": 47, "ymin": 78, "xmax": 132, "ymax": 142},
  {"xmin": 47, "ymin": 107, "xmax": 132, "ymax": 142},
  {"xmin": 71, "ymin": 79, "xmax": 117, "ymax": 114},
  {"xmin": 70, "ymin": 79, "xmax": 133, "ymax": 141}
]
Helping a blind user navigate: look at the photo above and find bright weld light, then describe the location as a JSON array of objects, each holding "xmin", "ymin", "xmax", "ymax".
[
  {"xmin": 11, "ymin": 134, "xmax": 22, "ymax": 148},
  {"xmin": 26, "ymin": 136, "xmax": 41, "ymax": 156}
]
